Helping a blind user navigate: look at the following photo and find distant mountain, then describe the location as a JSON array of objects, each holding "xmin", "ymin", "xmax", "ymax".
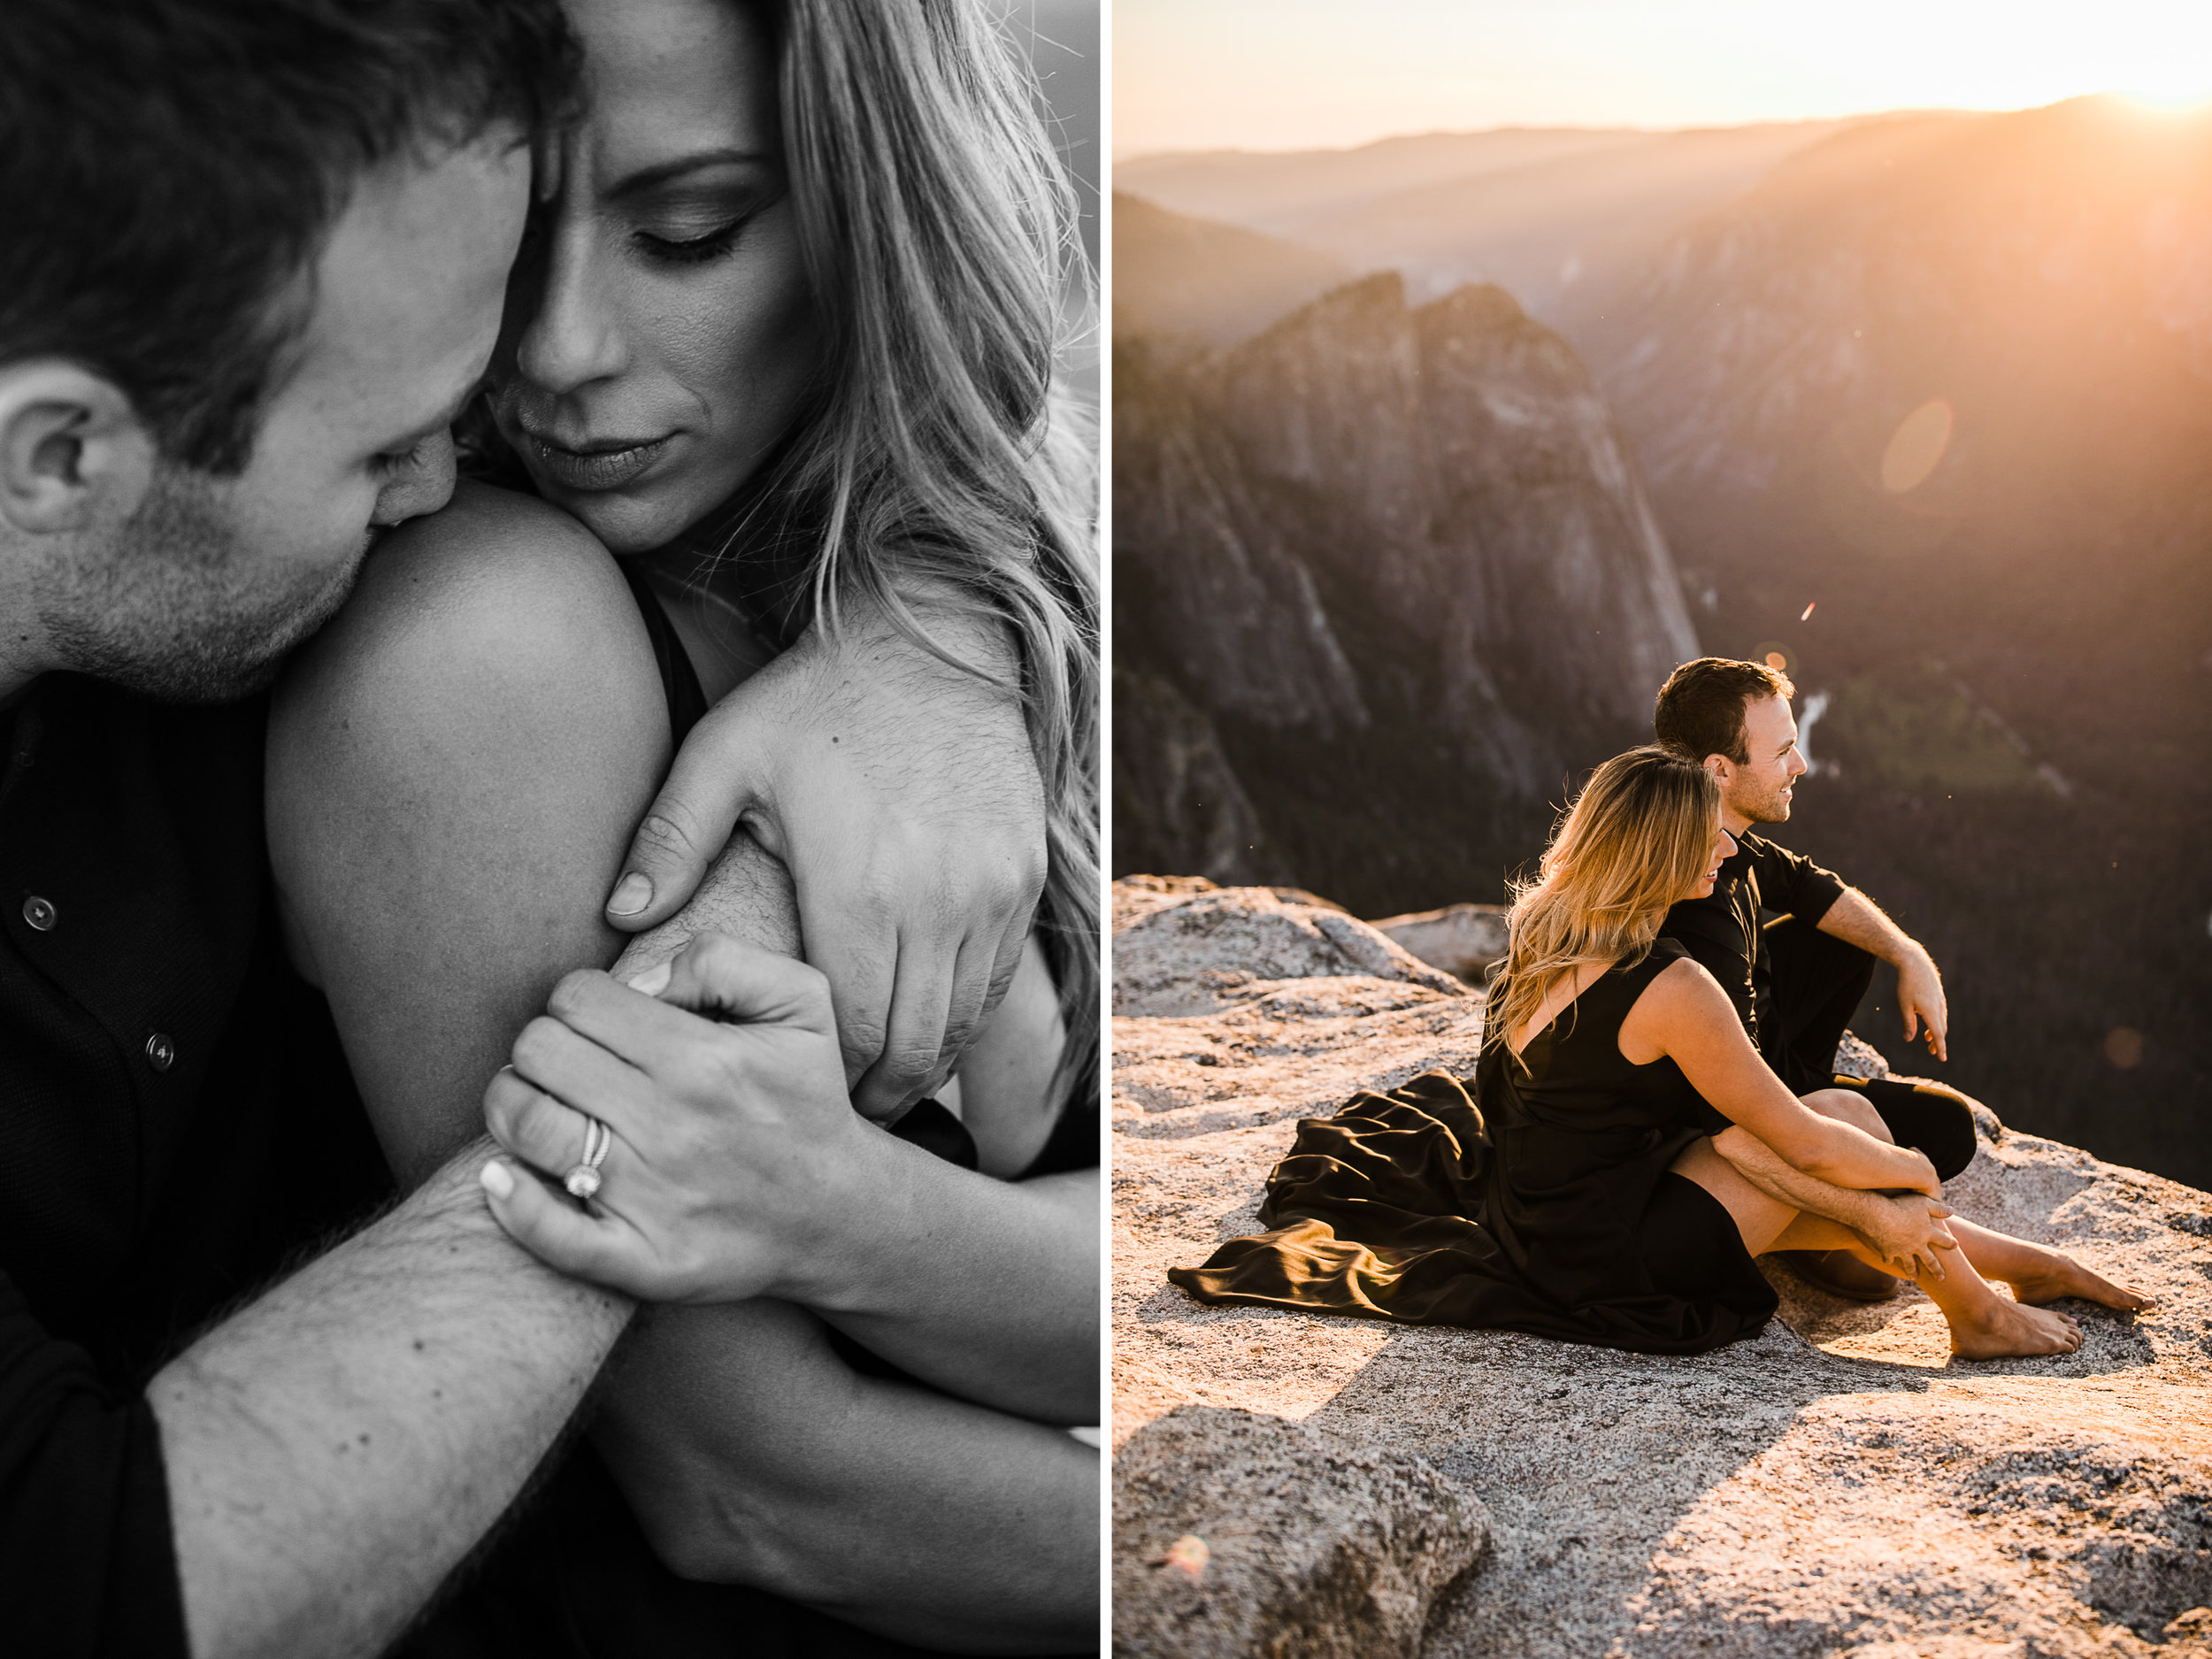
[
  {"xmin": 1115, "ymin": 270, "xmax": 1698, "ymax": 910},
  {"xmin": 1551, "ymin": 95, "xmax": 2212, "ymax": 806},
  {"xmin": 1120, "ymin": 120, "xmax": 1860, "ymax": 323},
  {"xmin": 1111, "ymin": 191, "xmax": 1354, "ymax": 349},
  {"xmin": 1118, "ymin": 127, "xmax": 1651, "ymax": 228}
]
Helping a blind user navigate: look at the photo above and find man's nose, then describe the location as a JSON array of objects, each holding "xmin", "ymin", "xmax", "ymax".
[{"xmin": 369, "ymin": 428, "xmax": 458, "ymax": 528}]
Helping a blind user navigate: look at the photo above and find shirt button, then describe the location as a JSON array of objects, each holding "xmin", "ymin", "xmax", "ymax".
[
  {"xmin": 21, "ymin": 895, "xmax": 56, "ymax": 932},
  {"xmin": 145, "ymin": 1033, "xmax": 176, "ymax": 1072}
]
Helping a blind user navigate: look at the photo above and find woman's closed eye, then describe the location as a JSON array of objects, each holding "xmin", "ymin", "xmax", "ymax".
[
  {"xmin": 635, "ymin": 220, "xmax": 748, "ymax": 265},
  {"xmin": 631, "ymin": 188, "xmax": 785, "ymax": 267}
]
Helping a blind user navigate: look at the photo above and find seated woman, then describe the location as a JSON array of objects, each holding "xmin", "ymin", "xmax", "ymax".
[
  {"xmin": 269, "ymin": 0, "xmax": 1095, "ymax": 1652},
  {"xmin": 1174, "ymin": 748, "xmax": 2147, "ymax": 1361}
]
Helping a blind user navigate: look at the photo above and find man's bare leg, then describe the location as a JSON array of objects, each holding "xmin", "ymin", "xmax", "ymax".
[
  {"xmin": 1770, "ymin": 1211, "xmax": 2087, "ymax": 1357},
  {"xmin": 1932, "ymin": 1217, "xmax": 2154, "ymax": 1312}
]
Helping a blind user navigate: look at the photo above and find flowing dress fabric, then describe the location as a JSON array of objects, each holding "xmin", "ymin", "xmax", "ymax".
[{"xmin": 1169, "ymin": 941, "xmax": 1778, "ymax": 1356}]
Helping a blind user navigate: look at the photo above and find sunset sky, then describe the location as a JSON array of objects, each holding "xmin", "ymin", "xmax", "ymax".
[{"xmin": 1114, "ymin": 0, "xmax": 2212, "ymax": 157}]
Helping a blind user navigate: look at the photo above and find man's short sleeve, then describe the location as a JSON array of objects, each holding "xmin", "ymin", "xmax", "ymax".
[
  {"xmin": 1749, "ymin": 838, "xmax": 1847, "ymax": 926},
  {"xmin": 0, "ymin": 1278, "xmax": 189, "ymax": 1659},
  {"xmin": 1659, "ymin": 895, "xmax": 1756, "ymax": 1032}
]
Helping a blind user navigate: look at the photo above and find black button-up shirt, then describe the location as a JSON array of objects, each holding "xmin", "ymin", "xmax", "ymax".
[
  {"xmin": 1659, "ymin": 826, "xmax": 1846, "ymax": 1047},
  {"xmin": 0, "ymin": 673, "xmax": 390, "ymax": 1659}
]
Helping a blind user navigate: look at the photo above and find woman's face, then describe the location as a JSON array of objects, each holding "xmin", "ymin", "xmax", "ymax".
[
  {"xmin": 1686, "ymin": 820, "xmax": 1739, "ymax": 902},
  {"xmin": 491, "ymin": 0, "xmax": 821, "ymax": 553}
]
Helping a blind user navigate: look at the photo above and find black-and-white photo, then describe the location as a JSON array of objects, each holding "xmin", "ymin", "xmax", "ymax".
[{"xmin": 0, "ymin": 2, "xmax": 1099, "ymax": 1654}]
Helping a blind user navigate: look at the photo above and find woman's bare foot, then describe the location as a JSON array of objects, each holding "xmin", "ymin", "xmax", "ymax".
[
  {"xmin": 1946, "ymin": 1295, "xmax": 2083, "ymax": 1359},
  {"xmin": 2000, "ymin": 1250, "xmax": 2156, "ymax": 1313}
]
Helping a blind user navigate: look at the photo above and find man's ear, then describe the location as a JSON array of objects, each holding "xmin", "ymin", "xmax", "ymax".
[
  {"xmin": 0, "ymin": 361, "xmax": 155, "ymax": 535},
  {"xmin": 1703, "ymin": 753, "xmax": 1733, "ymax": 787}
]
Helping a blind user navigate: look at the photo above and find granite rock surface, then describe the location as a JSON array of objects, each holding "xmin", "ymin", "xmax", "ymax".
[{"xmin": 1113, "ymin": 880, "xmax": 2212, "ymax": 1657}]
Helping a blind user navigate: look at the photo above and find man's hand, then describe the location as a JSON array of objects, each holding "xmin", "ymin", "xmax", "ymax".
[
  {"xmin": 1895, "ymin": 947, "xmax": 1949, "ymax": 1063},
  {"xmin": 1853, "ymin": 1191, "xmax": 1960, "ymax": 1280},
  {"xmin": 1816, "ymin": 887, "xmax": 1950, "ymax": 1062},
  {"xmin": 603, "ymin": 599, "xmax": 1046, "ymax": 1121},
  {"xmin": 478, "ymin": 933, "xmax": 883, "ymax": 1305}
]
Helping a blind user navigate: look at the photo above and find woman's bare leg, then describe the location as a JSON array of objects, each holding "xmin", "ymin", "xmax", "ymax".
[{"xmin": 1673, "ymin": 1140, "xmax": 2088, "ymax": 1358}]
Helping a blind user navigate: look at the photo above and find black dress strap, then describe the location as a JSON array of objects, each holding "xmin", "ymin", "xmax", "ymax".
[{"xmin": 616, "ymin": 560, "xmax": 712, "ymax": 745}]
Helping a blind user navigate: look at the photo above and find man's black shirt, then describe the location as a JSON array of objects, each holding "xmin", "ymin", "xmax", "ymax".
[
  {"xmin": 1659, "ymin": 826, "xmax": 1847, "ymax": 1046},
  {"xmin": 0, "ymin": 673, "xmax": 391, "ymax": 1659}
]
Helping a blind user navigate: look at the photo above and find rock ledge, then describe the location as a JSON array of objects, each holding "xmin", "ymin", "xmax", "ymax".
[{"xmin": 1113, "ymin": 881, "xmax": 2212, "ymax": 1658}]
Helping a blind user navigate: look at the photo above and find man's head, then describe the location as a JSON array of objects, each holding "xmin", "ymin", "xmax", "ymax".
[
  {"xmin": 1653, "ymin": 657, "xmax": 1808, "ymax": 833},
  {"xmin": 0, "ymin": 0, "xmax": 577, "ymax": 702}
]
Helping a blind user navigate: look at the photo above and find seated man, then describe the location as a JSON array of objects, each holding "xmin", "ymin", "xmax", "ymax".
[
  {"xmin": 1654, "ymin": 657, "xmax": 1983, "ymax": 1301},
  {"xmin": 0, "ymin": 5, "xmax": 1065, "ymax": 1655}
]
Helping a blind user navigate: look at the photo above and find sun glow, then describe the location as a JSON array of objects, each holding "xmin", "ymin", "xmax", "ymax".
[{"xmin": 1118, "ymin": 0, "xmax": 2212, "ymax": 157}]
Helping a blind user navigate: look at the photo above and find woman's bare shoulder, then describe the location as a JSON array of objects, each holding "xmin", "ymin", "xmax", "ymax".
[
  {"xmin": 299, "ymin": 480, "xmax": 646, "ymax": 680},
  {"xmin": 275, "ymin": 481, "xmax": 663, "ymax": 748},
  {"xmin": 269, "ymin": 480, "xmax": 670, "ymax": 892},
  {"xmin": 1633, "ymin": 952, "xmax": 1734, "ymax": 1023}
]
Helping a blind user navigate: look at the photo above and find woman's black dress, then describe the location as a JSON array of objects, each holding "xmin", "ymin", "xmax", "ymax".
[{"xmin": 1170, "ymin": 938, "xmax": 1777, "ymax": 1356}]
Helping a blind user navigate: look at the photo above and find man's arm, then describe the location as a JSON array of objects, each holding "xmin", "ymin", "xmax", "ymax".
[
  {"xmin": 601, "ymin": 579, "xmax": 1048, "ymax": 1120},
  {"xmin": 1709, "ymin": 1125, "xmax": 1955, "ymax": 1279},
  {"xmin": 1815, "ymin": 887, "xmax": 1949, "ymax": 1061},
  {"xmin": 151, "ymin": 1141, "xmax": 631, "ymax": 1659}
]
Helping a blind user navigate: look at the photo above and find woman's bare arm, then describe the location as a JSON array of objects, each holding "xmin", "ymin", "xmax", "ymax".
[
  {"xmin": 595, "ymin": 1300, "xmax": 1094, "ymax": 1653},
  {"xmin": 268, "ymin": 485, "xmax": 1094, "ymax": 1625},
  {"xmin": 1621, "ymin": 959, "xmax": 1939, "ymax": 1194}
]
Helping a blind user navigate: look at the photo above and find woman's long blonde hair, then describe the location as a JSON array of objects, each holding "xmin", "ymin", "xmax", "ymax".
[
  {"xmin": 718, "ymin": 0, "xmax": 1099, "ymax": 1106},
  {"xmin": 1486, "ymin": 749, "xmax": 1718, "ymax": 1056}
]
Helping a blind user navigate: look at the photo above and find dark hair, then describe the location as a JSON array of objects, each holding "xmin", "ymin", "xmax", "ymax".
[
  {"xmin": 0, "ymin": 0, "xmax": 579, "ymax": 474},
  {"xmin": 1654, "ymin": 657, "xmax": 1796, "ymax": 764}
]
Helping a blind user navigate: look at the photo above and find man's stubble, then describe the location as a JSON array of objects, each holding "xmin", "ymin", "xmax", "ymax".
[{"xmin": 34, "ymin": 462, "xmax": 369, "ymax": 704}]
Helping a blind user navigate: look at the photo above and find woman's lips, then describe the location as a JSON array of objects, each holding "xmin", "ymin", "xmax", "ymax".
[{"xmin": 527, "ymin": 434, "xmax": 672, "ymax": 493}]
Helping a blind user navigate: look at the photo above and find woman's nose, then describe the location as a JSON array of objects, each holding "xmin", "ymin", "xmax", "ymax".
[{"xmin": 512, "ymin": 219, "xmax": 628, "ymax": 396}]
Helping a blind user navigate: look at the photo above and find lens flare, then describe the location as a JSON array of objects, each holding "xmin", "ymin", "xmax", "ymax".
[{"xmin": 1881, "ymin": 399, "xmax": 1955, "ymax": 493}]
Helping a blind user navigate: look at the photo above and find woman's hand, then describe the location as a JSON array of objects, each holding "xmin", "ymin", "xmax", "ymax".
[
  {"xmin": 475, "ymin": 932, "xmax": 881, "ymax": 1304},
  {"xmin": 1854, "ymin": 1192, "xmax": 1960, "ymax": 1281},
  {"xmin": 597, "ymin": 588, "xmax": 1045, "ymax": 1123}
]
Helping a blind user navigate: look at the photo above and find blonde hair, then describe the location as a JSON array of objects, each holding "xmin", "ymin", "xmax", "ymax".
[
  {"xmin": 716, "ymin": 0, "xmax": 1098, "ymax": 1106},
  {"xmin": 1486, "ymin": 748, "xmax": 1718, "ymax": 1058}
]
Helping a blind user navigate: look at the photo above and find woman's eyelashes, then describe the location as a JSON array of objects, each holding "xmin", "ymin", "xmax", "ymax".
[
  {"xmin": 627, "ymin": 181, "xmax": 787, "ymax": 268},
  {"xmin": 634, "ymin": 216, "xmax": 749, "ymax": 265}
]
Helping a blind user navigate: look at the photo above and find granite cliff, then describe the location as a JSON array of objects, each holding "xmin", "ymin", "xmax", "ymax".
[
  {"xmin": 1113, "ymin": 879, "xmax": 2212, "ymax": 1658},
  {"xmin": 1114, "ymin": 273, "xmax": 1697, "ymax": 914}
]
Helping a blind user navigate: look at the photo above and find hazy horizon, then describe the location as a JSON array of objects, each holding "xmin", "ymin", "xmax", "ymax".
[{"xmin": 1114, "ymin": 0, "xmax": 2212, "ymax": 157}]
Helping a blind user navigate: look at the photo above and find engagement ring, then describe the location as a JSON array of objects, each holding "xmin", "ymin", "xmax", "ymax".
[{"xmin": 565, "ymin": 1116, "xmax": 611, "ymax": 1201}]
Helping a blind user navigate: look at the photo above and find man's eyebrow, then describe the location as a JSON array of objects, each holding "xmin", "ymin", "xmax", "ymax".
[{"xmin": 605, "ymin": 149, "xmax": 775, "ymax": 198}]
